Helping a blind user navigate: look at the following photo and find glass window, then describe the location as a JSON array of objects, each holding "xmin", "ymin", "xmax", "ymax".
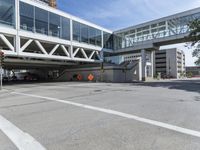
[
  {"xmin": 81, "ymin": 24, "xmax": 88, "ymax": 43},
  {"xmin": 73, "ymin": 21, "xmax": 80, "ymax": 42},
  {"xmin": 49, "ymin": 12, "xmax": 60, "ymax": 37},
  {"xmin": 20, "ymin": 2, "xmax": 34, "ymax": 31},
  {"xmin": 89, "ymin": 27, "xmax": 96, "ymax": 45},
  {"xmin": 61, "ymin": 17, "xmax": 70, "ymax": 40},
  {"xmin": 0, "ymin": 0, "xmax": 15, "ymax": 27},
  {"xmin": 96, "ymin": 30, "xmax": 102, "ymax": 47},
  {"xmin": 35, "ymin": 7, "xmax": 48, "ymax": 35},
  {"xmin": 103, "ymin": 32, "xmax": 113, "ymax": 49}
]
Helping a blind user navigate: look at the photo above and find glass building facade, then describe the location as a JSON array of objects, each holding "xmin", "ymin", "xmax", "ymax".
[
  {"xmin": 19, "ymin": 2, "xmax": 113, "ymax": 48},
  {"xmin": 103, "ymin": 32, "xmax": 113, "ymax": 49},
  {"xmin": 0, "ymin": 0, "xmax": 200, "ymax": 52},
  {"xmin": 0, "ymin": 0, "xmax": 113, "ymax": 49},
  {"xmin": 0, "ymin": 0, "xmax": 15, "ymax": 27},
  {"xmin": 20, "ymin": 2, "xmax": 70, "ymax": 40},
  {"xmin": 72, "ymin": 21, "xmax": 102, "ymax": 47}
]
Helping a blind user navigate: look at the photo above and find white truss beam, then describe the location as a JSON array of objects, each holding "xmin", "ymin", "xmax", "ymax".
[
  {"xmin": 96, "ymin": 51, "xmax": 101, "ymax": 60},
  {"xmin": 21, "ymin": 39, "xmax": 33, "ymax": 52},
  {"xmin": 0, "ymin": 33, "xmax": 102, "ymax": 63},
  {"xmin": 61, "ymin": 45, "xmax": 70, "ymax": 57},
  {"xmin": 80, "ymin": 48, "xmax": 88, "ymax": 59},
  {"xmin": 73, "ymin": 48, "xmax": 80, "ymax": 57},
  {"xmin": 34, "ymin": 40, "xmax": 48, "ymax": 55},
  {"xmin": 0, "ymin": 34, "xmax": 14, "ymax": 51},
  {"xmin": 49, "ymin": 44, "xmax": 59, "ymax": 55},
  {"xmin": 89, "ymin": 51, "xmax": 95, "ymax": 59}
]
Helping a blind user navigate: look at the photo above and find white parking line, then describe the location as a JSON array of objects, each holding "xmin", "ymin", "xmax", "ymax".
[
  {"xmin": 0, "ymin": 115, "xmax": 46, "ymax": 150},
  {"xmin": 12, "ymin": 91, "xmax": 200, "ymax": 138}
]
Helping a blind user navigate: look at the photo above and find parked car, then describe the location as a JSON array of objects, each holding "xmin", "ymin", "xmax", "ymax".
[
  {"xmin": 24, "ymin": 73, "xmax": 40, "ymax": 81},
  {"xmin": 2, "ymin": 75, "xmax": 9, "ymax": 82},
  {"xmin": 12, "ymin": 72, "xmax": 40, "ymax": 81}
]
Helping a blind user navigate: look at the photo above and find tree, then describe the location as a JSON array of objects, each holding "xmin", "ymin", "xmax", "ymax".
[{"xmin": 187, "ymin": 19, "xmax": 200, "ymax": 65}]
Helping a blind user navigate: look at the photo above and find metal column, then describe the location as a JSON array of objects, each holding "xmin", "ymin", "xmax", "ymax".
[{"xmin": 141, "ymin": 49, "xmax": 146, "ymax": 81}]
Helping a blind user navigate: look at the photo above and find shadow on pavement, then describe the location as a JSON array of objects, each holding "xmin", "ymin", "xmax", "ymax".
[{"xmin": 132, "ymin": 79, "xmax": 200, "ymax": 93}]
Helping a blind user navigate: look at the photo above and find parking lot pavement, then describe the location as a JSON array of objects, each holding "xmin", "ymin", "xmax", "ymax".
[
  {"xmin": 0, "ymin": 131, "xmax": 18, "ymax": 150},
  {"xmin": 0, "ymin": 80, "xmax": 200, "ymax": 150}
]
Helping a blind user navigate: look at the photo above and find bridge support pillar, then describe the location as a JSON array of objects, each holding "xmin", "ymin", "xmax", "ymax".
[
  {"xmin": 151, "ymin": 50, "xmax": 154, "ymax": 78},
  {"xmin": 141, "ymin": 49, "xmax": 147, "ymax": 81}
]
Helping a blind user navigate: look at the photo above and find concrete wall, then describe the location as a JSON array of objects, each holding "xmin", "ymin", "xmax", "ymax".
[{"xmin": 57, "ymin": 66, "xmax": 135, "ymax": 83}]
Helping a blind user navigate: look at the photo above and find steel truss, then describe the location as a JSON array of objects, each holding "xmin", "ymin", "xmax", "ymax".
[
  {"xmin": 115, "ymin": 9, "xmax": 200, "ymax": 49},
  {"xmin": 0, "ymin": 33, "xmax": 102, "ymax": 63}
]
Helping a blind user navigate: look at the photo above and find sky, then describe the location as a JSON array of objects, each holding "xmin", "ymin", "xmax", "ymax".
[{"xmin": 57, "ymin": 0, "xmax": 200, "ymax": 66}]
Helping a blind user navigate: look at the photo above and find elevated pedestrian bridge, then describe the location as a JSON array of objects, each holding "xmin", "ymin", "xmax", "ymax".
[
  {"xmin": 0, "ymin": 0, "xmax": 112, "ymax": 68},
  {"xmin": 113, "ymin": 7, "xmax": 200, "ymax": 53},
  {"xmin": 0, "ymin": 0, "xmax": 200, "ymax": 68}
]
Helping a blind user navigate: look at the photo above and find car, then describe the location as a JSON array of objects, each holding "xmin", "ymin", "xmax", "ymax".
[
  {"xmin": 2, "ymin": 76, "xmax": 9, "ymax": 82},
  {"xmin": 12, "ymin": 72, "xmax": 40, "ymax": 81},
  {"xmin": 24, "ymin": 73, "xmax": 40, "ymax": 81}
]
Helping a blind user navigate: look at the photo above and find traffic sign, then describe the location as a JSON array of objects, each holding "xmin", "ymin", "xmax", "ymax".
[
  {"xmin": 77, "ymin": 74, "xmax": 82, "ymax": 81},
  {"xmin": 88, "ymin": 74, "xmax": 94, "ymax": 81}
]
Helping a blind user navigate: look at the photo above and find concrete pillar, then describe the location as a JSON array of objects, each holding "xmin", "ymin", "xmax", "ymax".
[
  {"xmin": 141, "ymin": 49, "xmax": 146, "ymax": 81},
  {"xmin": 70, "ymin": 19, "xmax": 73, "ymax": 58},
  {"xmin": 15, "ymin": 0, "xmax": 20, "ymax": 55},
  {"xmin": 139, "ymin": 57, "xmax": 142, "ymax": 81},
  {"xmin": 100, "ymin": 50, "xmax": 104, "ymax": 61},
  {"xmin": 151, "ymin": 51, "xmax": 154, "ymax": 78}
]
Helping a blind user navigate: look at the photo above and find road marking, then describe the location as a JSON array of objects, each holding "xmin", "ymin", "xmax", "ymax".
[
  {"xmin": 12, "ymin": 91, "xmax": 200, "ymax": 138},
  {"xmin": 0, "ymin": 115, "xmax": 46, "ymax": 150}
]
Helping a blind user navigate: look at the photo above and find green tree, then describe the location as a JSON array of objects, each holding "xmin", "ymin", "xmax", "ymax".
[{"xmin": 187, "ymin": 19, "xmax": 200, "ymax": 65}]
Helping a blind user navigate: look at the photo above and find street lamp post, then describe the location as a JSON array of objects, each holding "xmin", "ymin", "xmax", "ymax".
[
  {"xmin": 0, "ymin": 51, "xmax": 4, "ymax": 90},
  {"xmin": 0, "ymin": 65, "xmax": 2, "ymax": 90}
]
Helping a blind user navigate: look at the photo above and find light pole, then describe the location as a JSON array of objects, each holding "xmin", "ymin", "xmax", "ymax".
[
  {"xmin": 0, "ymin": 51, "xmax": 4, "ymax": 90},
  {"xmin": 0, "ymin": 65, "xmax": 2, "ymax": 90}
]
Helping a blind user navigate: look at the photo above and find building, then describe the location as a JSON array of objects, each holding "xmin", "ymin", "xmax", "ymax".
[
  {"xmin": 0, "ymin": 0, "xmax": 200, "ymax": 82},
  {"xmin": 186, "ymin": 66, "xmax": 200, "ymax": 77},
  {"xmin": 154, "ymin": 48, "xmax": 185, "ymax": 78}
]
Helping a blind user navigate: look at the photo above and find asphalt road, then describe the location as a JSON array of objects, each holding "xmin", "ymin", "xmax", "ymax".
[{"xmin": 0, "ymin": 79, "xmax": 200, "ymax": 150}]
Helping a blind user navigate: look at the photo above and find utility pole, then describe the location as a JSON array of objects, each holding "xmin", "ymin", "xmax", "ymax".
[
  {"xmin": 168, "ymin": 58, "xmax": 171, "ymax": 78},
  {"xmin": 0, "ymin": 51, "xmax": 4, "ymax": 90},
  {"xmin": 0, "ymin": 65, "xmax": 2, "ymax": 90}
]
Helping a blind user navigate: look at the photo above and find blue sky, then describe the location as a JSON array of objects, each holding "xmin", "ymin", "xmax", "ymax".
[{"xmin": 57, "ymin": 0, "xmax": 200, "ymax": 66}]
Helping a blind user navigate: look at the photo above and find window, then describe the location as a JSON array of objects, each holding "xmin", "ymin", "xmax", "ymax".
[
  {"xmin": 159, "ymin": 21, "xmax": 166, "ymax": 26},
  {"xmin": 49, "ymin": 13, "xmax": 60, "ymax": 37},
  {"xmin": 151, "ymin": 24, "xmax": 157, "ymax": 28},
  {"xmin": 81, "ymin": 24, "xmax": 88, "ymax": 43},
  {"xmin": 20, "ymin": 2, "xmax": 34, "ymax": 31},
  {"xmin": 61, "ymin": 17, "xmax": 70, "ymax": 40},
  {"xmin": 35, "ymin": 7, "xmax": 48, "ymax": 35},
  {"xmin": 73, "ymin": 21, "xmax": 102, "ymax": 46},
  {"xmin": 96, "ymin": 30, "xmax": 102, "ymax": 47},
  {"xmin": 89, "ymin": 27, "xmax": 96, "ymax": 45},
  {"xmin": 0, "ymin": 0, "xmax": 15, "ymax": 27},
  {"xmin": 103, "ymin": 32, "xmax": 113, "ymax": 49},
  {"xmin": 73, "ymin": 21, "xmax": 80, "ymax": 42}
]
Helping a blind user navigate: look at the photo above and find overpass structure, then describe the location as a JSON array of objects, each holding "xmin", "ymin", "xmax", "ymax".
[
  {"xmin": 0, "ymin": 0, "xmax": 112, "ymax": 68},
  {"xmin": 0, "ymin": 0, "xmax": 200, "ymax": 80},
  {"xmin": 105, "ymin": 7, "xmax": 200, "ymax": 81},
  {"xmin": 113, "ymin": 7, "xmax": 200, "ymax": 53}
]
